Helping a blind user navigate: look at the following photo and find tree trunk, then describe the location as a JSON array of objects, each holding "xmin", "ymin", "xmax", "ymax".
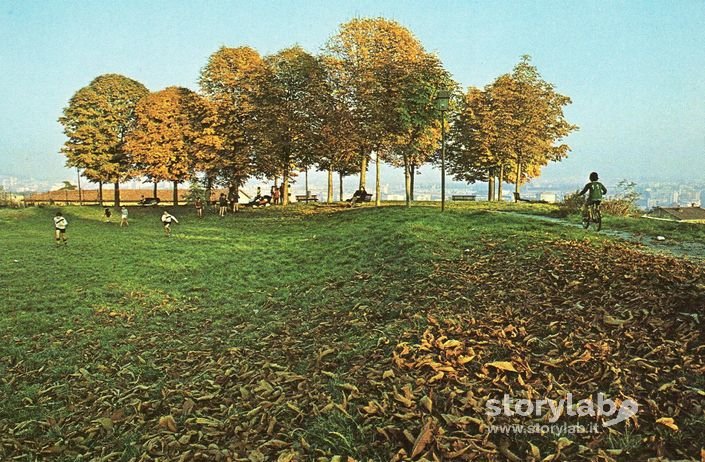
[
  {"xmin": 173, "ymin": 181, "xmax": 178, "ymax": 205},
  {"xmin": 77, "ymin": 168, "xmax": 83, "ymax": 205},
  {"xmin": 99, "ymin": 181, "xmax": 103, "ymax": 206},
  {"xmin": 205, "ymin": 176, "xmax": 213, "ymax": 206},
  {"xmin": 282, "ymin": 168, "xmax": 289, "ymax": 206},
  {"xmin": 404, "ymin": 156, "xmax": 411, "ymax": 208},
  {"xmin": 305, "ymin": 168, "xmax": 309, "ymax": 201},
  {"xmin": 153, "ymin": 181, "xmax": 158, "ymax": 199},
  {"xmin": 339, "ymin": 172, "xmax": 344, "ymax": 202},
  {"xmin": 327, "ymin": 168, "xmax": 333, "ymax": 203},
  {"xmin": 410, "ymin": 164, "xmax": 416, "ymax": 201},
  {"xmin": 515, "ymin": 161, "xmax": 522, "ymax": 202},
  {"xmin": 487, "ymin": 169, "xmax": 495, "ymax": 201},
  {"xmin": 375, "ymin": 152, "xmax": 381, "ymax": 207},
  {"xmin": 359, "ymin": 152, "xmax": 368, "ymax": 190},
  {"xmin": 234, "ymin": 177, "xmax": 240, "ymax": 212},
  {"xmin": 229, "ymin": 180, "xmax": 239, "ymax": 212},
  {"xmin": 497, "ymin": 165, "xmax": 504, "ymax": 202},
  {"xmin": 114, "ymin": 182, "xmax": 120, "ymax": 207}
]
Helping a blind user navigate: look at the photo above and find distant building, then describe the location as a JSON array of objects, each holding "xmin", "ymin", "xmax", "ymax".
[
  {"xmin": 647, "ymin": 206, "xmax": 705, "ymax": 222},
  {"xmin": 539, "ymin": 192, "xmax": 557, "ymax": 203}
]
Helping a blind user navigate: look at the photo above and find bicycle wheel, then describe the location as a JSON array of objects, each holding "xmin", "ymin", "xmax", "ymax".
[
  {"xmin": 594, "ymin": 208, "xmax": 602, "ymax": 231},
  {"xmin": 582, "ymin": 211, "xmax": 590, "ymax": 229}
]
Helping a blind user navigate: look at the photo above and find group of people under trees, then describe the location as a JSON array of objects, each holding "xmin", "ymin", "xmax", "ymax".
[
  {"xmin": 210, "ymin": 184, "xmax": 290, "ymax": 217},
  {"xmin": 52, "ymin": 172, "xmax": 605, "ymax": 247}
]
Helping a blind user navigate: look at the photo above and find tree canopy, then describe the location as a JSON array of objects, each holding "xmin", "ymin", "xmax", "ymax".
[
  {"xmin": 126, "ymin": 87, "xmax": 213, "ymax": 204},
  {"xmin": 59, "ymin": 74, "xmax": 149, "ymax": 204},
  {"xmin": 447, "ymin": 56, "xmax": 577, "ymax": 200},
  {"xmin": 60, "ymin": 24, "xmax": 576, "ymax": 207}
]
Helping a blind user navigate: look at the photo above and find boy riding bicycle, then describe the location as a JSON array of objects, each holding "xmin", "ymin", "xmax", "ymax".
[{"xmin": 578, "ymin": 172, "xmax": 607, "ymax": 217}]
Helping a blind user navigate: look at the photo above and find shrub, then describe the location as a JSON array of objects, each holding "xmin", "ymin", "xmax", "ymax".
[
  {"xmin": 558, "ymin": 190, "xmax": 586, "ymax": 217},
  {"xmin": 602, "ymin": 180, "xmax": 640, "ymax": 217},
  {"xmin": 185, "ymin": 181, "xmax": 205, "ymax": 204}
]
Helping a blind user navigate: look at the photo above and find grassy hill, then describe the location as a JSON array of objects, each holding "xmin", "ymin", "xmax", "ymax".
[{"xmin": 1, "ymin": 203, "xmax": 704, "ymax": 461}]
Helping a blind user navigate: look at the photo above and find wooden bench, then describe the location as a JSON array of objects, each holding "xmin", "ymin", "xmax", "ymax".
[
  {"xmin": 452, "ymin": 194, "xmax": 476, "ymax": 201},
  {"xmin": 295, "ymin": 194, "xmax": 318, "ymax": 203},
  {"xmin": 513, "ymin": 192, "xmax": 547, "ymax": 204},
  {"xmin": 139, "ymin": 197, "xmax": 161, "ymax": 206},
  {"xmin": 348, "ymin": 193, "xmax": 373, "ymax": 202}
]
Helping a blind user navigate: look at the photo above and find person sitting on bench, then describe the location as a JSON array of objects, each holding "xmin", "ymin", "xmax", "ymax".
[
  {"xmin": 247, "ymin": 195, "xmax": 271, "ymax": 207},
  {"xmin": 348, "ymin": 187, "xmax": 367, "ymax": 207}
]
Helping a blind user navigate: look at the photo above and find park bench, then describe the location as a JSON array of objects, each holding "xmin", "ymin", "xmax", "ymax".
[
  {"xmin": 452, "ymin": 194, "xmax": 477, "ymax": 201},
  {"xmin": 348, "ymin": 193, "xmax": 373, "ymax": 203},
  {"xmin": 513, "ymin": 192, "xmax": 548, "ymax": 204},
  {"xmin": 139, "ymin": 197, "xmax": 161, "ymax": 206},
  {"xmin": 295, "ymin": 194, "xmax": 318, "ymax": 203}
]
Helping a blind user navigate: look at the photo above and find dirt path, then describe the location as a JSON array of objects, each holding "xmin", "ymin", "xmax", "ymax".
[{"xmin": 493, "ymin": 210, "xmax": 705, "ymax": 262}]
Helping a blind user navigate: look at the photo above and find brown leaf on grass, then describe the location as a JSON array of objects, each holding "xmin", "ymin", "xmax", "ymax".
[
  {"xmin": 485, "ymin": 361, "xmax": 517, "ymax": 372},
  {"xmin": 410, "ymin": 418, "xmax": 435, "ymax": 458},
  {"xmin": 158, "ymin": 415, "xmax": 177, "ymax": 432},
  {"xmin": 182, "ymin": 398, "xmax": 195, "ymax": 415},
  {"xmin": 656, "ymin": 417, "xmax": 679, "ymax": 431},
  {"xmin": 419, "ymin": 395, "xmax": 433, "ymax": 413}
]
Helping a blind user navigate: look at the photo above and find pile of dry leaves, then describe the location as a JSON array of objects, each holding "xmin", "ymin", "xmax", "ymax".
[{"xmin": 2, "ymin": 239, "xmax": 704, "ymax": 461}]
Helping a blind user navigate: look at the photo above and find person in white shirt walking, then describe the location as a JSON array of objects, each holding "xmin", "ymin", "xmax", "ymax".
[
  {"xmin": 161, "ymin": 210, "xmax": 179, "ymax": 236},
  {"xmin": 53, "ymin": 212, "xmax": 68, "ymax": 246},
  {"xmin": 120, "ymin": 206, "xmax": 129, "ymax": 227}
]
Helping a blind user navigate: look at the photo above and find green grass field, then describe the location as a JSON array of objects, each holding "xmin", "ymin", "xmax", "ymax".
[{"xmin": 1, "ymin": 203, "xmax": 704, "ymax": 461}]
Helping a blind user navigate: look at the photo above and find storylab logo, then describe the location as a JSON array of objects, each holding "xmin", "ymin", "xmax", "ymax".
[{"xmin": 486, "ymin": 393, "xmax": 638, "ymax": 431}]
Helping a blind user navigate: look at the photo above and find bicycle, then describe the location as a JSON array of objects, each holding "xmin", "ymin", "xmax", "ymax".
[{"xmin": 582, "ymin": 201, "xmax": 602, "ymax": 231}]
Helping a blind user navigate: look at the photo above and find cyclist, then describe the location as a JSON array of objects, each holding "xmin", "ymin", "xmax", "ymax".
[{"xmin": 578, "ymin": 172, "xmax": 607, "ymax": 218}]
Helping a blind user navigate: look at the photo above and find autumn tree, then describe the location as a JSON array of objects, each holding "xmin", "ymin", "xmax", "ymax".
[
  {"xmin": 447, "ymin": 87, "xmax": 502, "ymax": 200},
  {"xmin": 59, "ymin": 74, "xmax": 148, "ymax": 206},
  {"xmin": 126, "ymin": 87, "xmax": 211, "ymax": 205},
  {"xmin": 448, "ymin": 57, "xmax": 577, "ymax": 201},
  {"xmin": 314, "ymin": 56, "xmax": 361, "ymax": 202},
  {"xmin": 493, "ymin": 56, "xmax": 577, "ymax": 198},
  {"xmin": 324, "ymin": 18, "xmax": 433, "ymax": 203},
  {"xmin": 252, "ymin": 46, "xmax": 328, "ymax": 205},
  {"xmin": 387, "ymin": 54, "xmax": 453, "ymax": 206},
  {"xmin": 199, "ymin": 46, "xmax": 264, "ymax": 203}
]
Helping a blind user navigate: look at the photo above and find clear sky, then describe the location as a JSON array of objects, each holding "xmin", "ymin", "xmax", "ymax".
[{"xmin": 1, "ymin": 0, "xmax": 704, "ymax": 185}]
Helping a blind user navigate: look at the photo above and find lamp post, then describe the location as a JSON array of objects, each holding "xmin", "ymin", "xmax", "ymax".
[{"xmin": 435, "ymin": 90, "xmax": 450, "ymax": 212}]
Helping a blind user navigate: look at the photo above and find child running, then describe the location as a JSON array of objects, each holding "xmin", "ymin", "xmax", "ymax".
[
  {"xmin": 161, "ymin": 210, "xmax": 179, "ymax": 236},
  {"xmin": 53, "ymin": 212, "xmax": 68, "ymax": 246},
  {"xmin": 104, "ymin": 207, "xmax": 112, "ymax": 223},
  {"xmin": 120, "ymin": 206, "xmax": 129, "ymax": 227}
]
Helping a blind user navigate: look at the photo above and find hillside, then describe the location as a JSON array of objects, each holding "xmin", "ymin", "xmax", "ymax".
[{"xmin": 1, "ymin": 204, "xmax": 704, "ymax": 461}]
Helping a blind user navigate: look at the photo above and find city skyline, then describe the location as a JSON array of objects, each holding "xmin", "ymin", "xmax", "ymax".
[{"xmin": 2, "ymin": 1, "xmax": 704, "ymax": 184}]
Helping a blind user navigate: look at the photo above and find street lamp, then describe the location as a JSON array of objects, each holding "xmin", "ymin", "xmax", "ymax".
[{"xmin": 435, "ymin": 90, "xmax": 450, "ymax": 212}]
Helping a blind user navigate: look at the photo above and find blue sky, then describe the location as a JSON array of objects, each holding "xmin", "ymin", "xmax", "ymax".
[{"xmin": 1, "ymin": 0, "xmax": 704, "ymax": 185}]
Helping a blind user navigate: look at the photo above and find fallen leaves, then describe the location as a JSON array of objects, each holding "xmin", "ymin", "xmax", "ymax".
[
  {"xmin": 656, "ymin": 417, "xmax": 679, "ymax": 432},
  {"xmin": 2, "ymin": 238, "xmax": 705, "ymax": 461},
  {"xmin": 485, "ymin": 361, "xmax": 518, "ymax": 372}
]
